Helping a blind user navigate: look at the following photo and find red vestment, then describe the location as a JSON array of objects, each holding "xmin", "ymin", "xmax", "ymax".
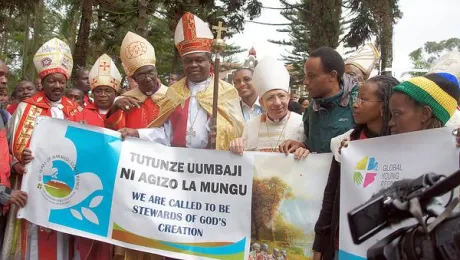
[
  {"xmin": 81, "ymin": 103, "xmax": 105, "ymax": 127},
  {"xmin": 83, "ymin": 94, "xmax": 93, "ymax": 107},
  {"xmin": 6, "ymin": 91, "xmax": 83, "ymax": 260},
  {"xmin": 105, "ymin": 86, "xmax": 166, "ymax": 130}
]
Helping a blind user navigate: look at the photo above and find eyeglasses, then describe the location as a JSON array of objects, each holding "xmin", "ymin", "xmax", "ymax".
[
  {"xmin": 135, "ymin": 71, "xmax": 156, "ymax": 81},
  {"xmin": 354, "ymin": 97, "xmax": 383, "ymax": 105}
]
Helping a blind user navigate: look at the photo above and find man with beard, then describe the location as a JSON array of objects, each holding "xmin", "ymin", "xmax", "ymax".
[
  {"xmin": 6, "ymin": 80, "xmax": 37, "ymax": 114},
  {"xmin": 80, "ymin": 54, "xmax": 120, "ymax": 127},
  {"xmin": 119, "ymin": 12, "xmax": 243, "ymax": 151},
  {"xmin": 74, "ymin": 66, "xmax": 92, "ymax": 106},
  {"xmin": 105, "ymin": 31, "xmax": 167, "ymax": 130},
  {"xmin": 233, "ymin": 68, "xmax": 262, "ymax": 122},
  {"xmin": 6, "ymin": 38, "xmax": 82, "ymax": 260}
]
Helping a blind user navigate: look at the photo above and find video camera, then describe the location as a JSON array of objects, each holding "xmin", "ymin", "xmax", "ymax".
[{"xmin": 347, "ymin": 169, "xmax": 460, "ymax": 260}]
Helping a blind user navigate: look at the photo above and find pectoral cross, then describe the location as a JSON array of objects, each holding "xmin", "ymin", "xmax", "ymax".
[
  {"xmin": 187, "ymin": 127, "xmax": 196, "ymax": 137},
  {"xmin": 212, "ymin": 21, "xmax": 227, "ymax": 40}
]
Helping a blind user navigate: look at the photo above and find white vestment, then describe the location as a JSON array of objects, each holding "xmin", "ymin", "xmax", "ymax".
[
  {"xmin": 138, "ymin": 79, "xmax": 211, "ymax": 149},
  {"xmin": 243, "ymin": 112, "xmax": 305, "ymax": 151}
]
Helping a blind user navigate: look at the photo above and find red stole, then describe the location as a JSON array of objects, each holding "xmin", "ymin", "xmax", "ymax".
[
  {"xmin": 14, "ymin": 92, "xmax": 82, "ymax": 260},
  {"xmin": 170, "ymin": 98, "xmax": 190, "ymax": 147},
  {"xmin": 169, "ymin": 97, "xmax": 210, "ymax": 148},
  {"xmin": 12, "ymin": 92, "xmax": 83, "ymax": 161}
]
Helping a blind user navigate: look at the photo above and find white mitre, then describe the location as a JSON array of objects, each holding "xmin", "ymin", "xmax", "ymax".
[
  {"xmin": 252, "ymin": 56, "xmax": 290, "ymax": 97},
  {"xmin": 345, "ymin": 43, "xmax": 380, "ymax": 76},
  {"xmin": 89, "ymin": 53, "xmax": 122, "ymax": 91},
  {"xmin": 428, "ymin": 51, "xmax": 460, "ymax": 82}
]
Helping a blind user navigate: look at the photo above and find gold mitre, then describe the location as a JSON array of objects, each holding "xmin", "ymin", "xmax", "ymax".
[
  {"xmin": 33, "ymin": 38, "xmax": 73, "ymax": 79},
  {"xmin": 345, "ymin": 43, "xmax": 380, "ymax": 76},
  {"xmin": 120, "ymin": 31, "xmax": 156, "ymax": 76},
  {"xmin": 89, "ymin": 54, "xmax": 122, "ymax": 91}
]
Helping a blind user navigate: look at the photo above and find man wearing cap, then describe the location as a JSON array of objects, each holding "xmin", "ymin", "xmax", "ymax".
[
  {"xmin": 6, "ymin": 38, "xmax": 82, "ymax": 260},
  {"xmin": 344, "ymin": 43, "xmax": 380, "ymax": 85},
  {"xmin": 119, "ymin": 12, "xmax": 243, "ymax": 151},
  {"xmin": 80, "ymin": 54, "xmax": 121, "ymax": 127},
  {"xmin": 229, "ymin": 56, "xmax": 308, "ymax": 159},
  {"xmin": 105, "ymin": 31, "xmax": 167, "ymax": 130}
]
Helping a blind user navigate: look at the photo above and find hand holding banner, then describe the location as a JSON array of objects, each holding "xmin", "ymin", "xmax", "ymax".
[{"xmin": 19, "ymin": 117, "xmax": 253, "ymax": 259}]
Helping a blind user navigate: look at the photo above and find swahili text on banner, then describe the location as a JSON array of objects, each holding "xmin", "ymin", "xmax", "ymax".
[
  {"xmin": 18, "ymin": 117, "xmax": 253, "ymax": 260},
  {"xmin": 338, "ymin": 127, "xmax": 459, "ymax": 260}
]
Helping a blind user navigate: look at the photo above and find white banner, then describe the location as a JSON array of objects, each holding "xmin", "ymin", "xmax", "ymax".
[
  {"xmin": 19, "ymin": 117, "xmax": 253, "ymax": 259},
  {"xmin": 18, "ymin": 117, "xmax": 334, "ymax": 260},
  {"xmin": 339, "ymin": 127, "xmax": 459, "ymax": 259}
]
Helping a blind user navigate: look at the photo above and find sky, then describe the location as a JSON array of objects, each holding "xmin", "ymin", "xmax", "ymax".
[{"xmin": 229, "ymin": 0, "xmax": 460, "ymax": 79}]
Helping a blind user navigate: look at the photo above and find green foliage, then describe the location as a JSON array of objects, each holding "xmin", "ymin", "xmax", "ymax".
[
  {"xmin": 272, "ymin": 0, "xmax": 402, "ymax": 78},
  {"xmin": 407, "ymin": 38, "xmax": 460, "ymax": 77},
  {"xmin": 0, "ymin": 0, "xmax": 261, "ymax": 92}
]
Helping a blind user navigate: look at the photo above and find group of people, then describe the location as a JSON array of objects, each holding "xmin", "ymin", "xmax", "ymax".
[
  {"xmin": 0, "ymin": 9, "xmax": 459, "ymax": 260},
  {"xmin": 249, "ymin": 243, "xmax": 287, "ymax": 260}
]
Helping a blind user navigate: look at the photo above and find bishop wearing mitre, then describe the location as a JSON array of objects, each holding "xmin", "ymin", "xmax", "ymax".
[
  {"xmin": 6, "ymin": 38, "xmax": 82, "ymax": 260},
  {"xmin": 81, "ymin": 53, "xmax": 121, "ymax": 127},
  {"xmin": 105, "ymin": 32, "xmax": 167, "ymax": 130},
  {"xmin": 120, "ymin": 12, "xmax": 244, "ymax": 150}
]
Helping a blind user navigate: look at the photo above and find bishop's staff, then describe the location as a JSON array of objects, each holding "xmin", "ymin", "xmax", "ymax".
[{"xmin": 210, "ymin": 21, "xmax": 227, "ymax": 150}]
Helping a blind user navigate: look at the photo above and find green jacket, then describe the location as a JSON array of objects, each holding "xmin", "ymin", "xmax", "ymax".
[{"xmin": 303, "ymin": 75, "xmax": 358, "ymax": 153}]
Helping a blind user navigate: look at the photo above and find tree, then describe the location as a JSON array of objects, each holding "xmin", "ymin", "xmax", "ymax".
[
  {"xmin": 251, "ymin": 177, "xmax": 292, "ymax": 241},
  {"xmin": 272, "ymin": 0, "xmax": 402, "ymax": 78},
  {"xmin": 343, "ymin": 0, "xmax": 402, "ymax": 75},
  {"xmin": 0, "ymin": 0, "xmax": 261, "ymax": 92},
  {"xmin": 271, "ymin": 0, "xmax": 342, "ymax": 65},
  {"xmin": 407, "ymin": 38, "xmax": 460, "ymax": 77},
  {"xmin": 72, "ymin": 0, "xmax": 93, "ymax": 77}
]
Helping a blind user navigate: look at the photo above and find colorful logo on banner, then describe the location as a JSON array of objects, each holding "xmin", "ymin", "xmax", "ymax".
[
  {"xmin": 353, "ymin": 156, "xmax": 378, "ymax": 188},
  {"xmin": 36, "ymin": 126, "xmax": 122, "ymax": 237}
]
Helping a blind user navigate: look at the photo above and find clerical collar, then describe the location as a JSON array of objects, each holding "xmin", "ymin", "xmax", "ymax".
[
  {"xmin": 98, "ymin": 108, "xmax": 109, "ymax": 115},
  {"xmin": 188, "ymin": 77, "xmax": 211, "ymax": 86},
  {"xmin": 188, "ymin": 78, "xmax": 211, "ymax": 95},
  {"xmin": 265, "ymin": 111, "xmax": 290, "ymax": 123},
  {"xmin": 49, "ymin": 99, "xmax": 62, "ymax": 106}
]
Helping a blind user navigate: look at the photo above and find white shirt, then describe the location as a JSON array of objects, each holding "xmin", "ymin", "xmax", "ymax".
[
  {"xmin": 241, "ymin": 99, "xmax": 263, "ymax": 122},
  {"xmin": 49, "ymin": 99, "xmax": 65, "ymax": 119},
  {"xmin": 138, "ymin": 78, "xmax": 211, "ymax": 149}
]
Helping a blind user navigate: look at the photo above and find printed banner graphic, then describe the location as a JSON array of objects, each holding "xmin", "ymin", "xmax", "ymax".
[
  {"xmin": 339, "ymin": 127, "xmax": 459, "ymax": 260},
  {"xmin": 248, "ymin": 153, "xmax": 332, "ymax": 260},
  {"xmin": 19, "ymin": 117, "xmax": 253, "ymax": 260}
]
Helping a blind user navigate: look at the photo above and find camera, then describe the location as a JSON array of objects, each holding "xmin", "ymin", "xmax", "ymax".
[{"xmin": 347, "ymin": 170, "xmax": 460, "ymax": 260}]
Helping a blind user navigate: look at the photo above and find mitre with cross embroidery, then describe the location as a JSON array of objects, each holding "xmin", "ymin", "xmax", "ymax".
[
  {"xmin": 89, "ymin": 53, "xmax": 122, "ymax": 91},
  {"xmin": 174, "ymin": 12, "xmax": 214, "ymax": 57},
  {"xmin": 120, "ymin": 31, "xmax": 156, "ymax": 76}
]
